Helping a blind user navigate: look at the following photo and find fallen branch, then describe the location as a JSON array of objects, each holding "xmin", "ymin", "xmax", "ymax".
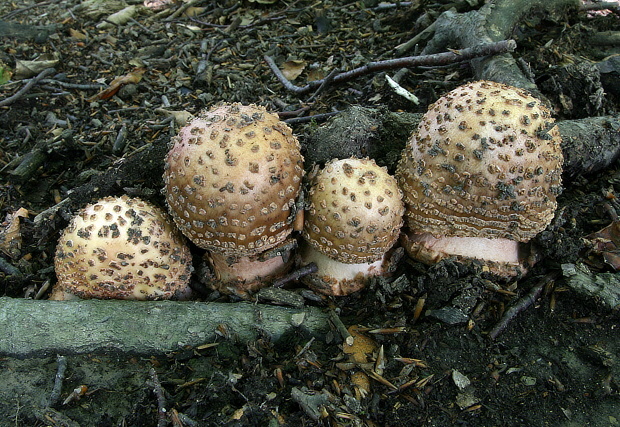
[
  {"xmin": 0, "ymin": 297, "xmax": 331, "ymax": 358},
  {"xmin": 422, "ymin": 0, "xmax": 580, "ymax": 94},
  {"xmin": 265, "ymin": 40, "xmax": 517, "ymax": 95}
]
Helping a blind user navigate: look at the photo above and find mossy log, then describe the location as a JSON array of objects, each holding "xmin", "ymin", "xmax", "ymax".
[{"xmin": 0, "ymin": 298, "xmax": 331, "ymax": 358}]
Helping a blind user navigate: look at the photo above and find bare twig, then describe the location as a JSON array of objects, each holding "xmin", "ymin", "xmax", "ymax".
[
  {"xmin": 0, "ymin": 67, "xmax": 56, "ymax": 107},
  {"xmin": 329, "ymin": 309, "xmax": 353, "ymax": 345},
  {"xmin": 272, "ymin": 262, "xmax": 318, "ymax": 288},
  {"xmin": 264, "ymin": 40, "xmax": 517, "ymax": 95},
  {"xmin": 282, "ymin": 111, "xmax": 340, "ymax": 125},
  {"xmin": 38, "ymin": 79, "xmax": 104, "ymax": 90},
  {"xmin": 47, "ymin": 355, "xmax": 68, "ymax": 408},
  {"xmin": 149, "ymin": 367, "xmax": 168, "ymax": 427},
  {"xmin": 306, "ymin": 68, "xmax": 340, "ymax": 102},
  {"xmin": 489, "ymin": 272, "xmax": 559, "ymax": 340}
]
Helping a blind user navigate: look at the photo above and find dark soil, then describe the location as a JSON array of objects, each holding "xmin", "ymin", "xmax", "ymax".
[{"xmin": 1, "ymin": 0, "xmax": 619, "ymax": 426}]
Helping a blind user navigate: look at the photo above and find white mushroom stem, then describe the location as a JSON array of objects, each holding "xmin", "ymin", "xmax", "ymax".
[
  {"xmin": 402, "ymin": 231, "xmax": 521, "ymax": 264},
  {"xmin": 300, "ymin": 243, "xmax": 387, "ymax": 296},
  {"xmin": 301, "ymin": 245, "xmax": 385, "ymax": 280}
]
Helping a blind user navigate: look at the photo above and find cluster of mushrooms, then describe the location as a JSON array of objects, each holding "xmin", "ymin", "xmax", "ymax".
[{"xmin": 51, "ymin": 81, "xmax": 563, "ymax": 300}]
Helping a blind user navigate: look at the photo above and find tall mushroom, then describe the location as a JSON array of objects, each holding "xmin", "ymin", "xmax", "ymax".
[
  {"xmin": 396, "ymin": 80, "xmax": 563, "ymax": 276},
  {"xmin": 163, "ymin": 103, "xmax": 304, "ymax": 295},
  {"xmin": 53, "ymin": 195, "xmax": 193, "ymax": 300},
  {"xmin": 300, "ymin": 158, "xmax": 404, "ymax": 296}
]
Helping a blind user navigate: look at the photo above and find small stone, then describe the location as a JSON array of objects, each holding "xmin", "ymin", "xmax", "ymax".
[
  {"xmin": 427, "ymin": 307, "xmax": 469, "ymax": 324},
  {"xmin": 452, "ymin": 369, "xmax": 471, "ymax": 389}
]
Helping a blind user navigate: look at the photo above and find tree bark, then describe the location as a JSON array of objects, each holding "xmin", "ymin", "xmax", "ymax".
[
  {"xmin": 0, "ymin": 297, "xmax": 331, "ymax": 358},
  {"xmin": 423, "ymin": 0, "xmax": 580, "ymax": 95},
  {"xmin": 557, "ymin": 116, "xmax": 620, "ymax": 180}
]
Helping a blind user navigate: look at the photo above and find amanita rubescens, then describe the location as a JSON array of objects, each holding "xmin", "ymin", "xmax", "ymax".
[
  {"xmin": 396, "ymin": 80, "xmax": 563, "ymax": 275},
  {"xmin": 301, "ymin": 157, "xmax": 404, "ymax": 295},
  {"xmin": 53, "ymin": 195, "xmax": 193, "ymax": 300},
  {"xmin": 163, "ymin": 103, "xmax": 304, "ymax": 295}
]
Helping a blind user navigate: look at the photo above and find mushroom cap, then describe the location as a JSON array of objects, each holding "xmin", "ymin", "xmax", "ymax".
[
  {"xmin": 163, "ymin": 103, "xmax": 304, "ymax": 256},
  {"xmin": 303, "ymin": 157, "xmax": 404, "ymax": 264},
  {"xmin": 396, "ymin": 80, "xmax": 563, "ymax": 243},
  {"xmin": 54, "ymin": 196, "xmax": 193, "ymax": 300}
]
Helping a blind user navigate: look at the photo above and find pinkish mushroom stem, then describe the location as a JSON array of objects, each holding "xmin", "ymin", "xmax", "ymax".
[
  {"xmin": 205, "ymin": 249, "xmax": 294, "ymax": 293},
  {"xmin": 402, "ymin": 232, "xmax": 521, "ymax": 265},
  {"xmin": 300, "ymin": 243, "xmax": 389, "ymax": 296}
]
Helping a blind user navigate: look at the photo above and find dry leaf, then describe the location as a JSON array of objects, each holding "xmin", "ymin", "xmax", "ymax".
[
  {"xmin": 350, "ymin": 370, "xmax": 371, "ymax": 396},
  {"xmin": 343, "ymin": 325, "xmax": 378, "ymax": 364},
  {"xmin": 88, "ymin": 68, "xmax": 146, "ymax": 101},
  {"xmin": 74, "ymin": 0, "xmax": 127, "ymax": 20},
  {"xmin": 281, "ymin": 60, "xmax": 306, "ymax": 81},
  {"xmin": 0, "ymin": 62, "xmax": 12, "ymax": 85},
  {"xmin": 97, "ymin": 5, "xmax": 138, "ymax": 29},
  {"xmin": 14, "ymin": 54, "xmax": 59, "ymax": 80},
  {"xmin": 183, "ymin": 6, "xmax": 206, "ymax": 17},
  {"xmin": 0, "ymin": 207, "xmax": 29, "ymax": 258},
  {"xmin": 155, "ymin": 108, "xmax": 193, "ymax": 126},
  {"xmin": 144, "ymin": 0, "xmax": 176, "ymax": 11},
  {"xmin": 69, "ymin": 28, "xmax": 88, "ymax": 40},
  {"xmin": 585, "ymin": 220, "xmax": 620, "ymax": 270}
]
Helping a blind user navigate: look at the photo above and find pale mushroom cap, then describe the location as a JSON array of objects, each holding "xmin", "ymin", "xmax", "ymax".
[
  {"xmin": 54, "ymin": 196, "xmax": 193, "ymax": 300},
  {"xmin": 303, "ymin": 157, "xmax": 404, "ymax": 264},
  {"xmin": 396, "ymin": 80, "xmax": 563, "ymax": 243},
  {"xmin": 163, "ymin": 103, "xmax": 304, "ymax": 256}
]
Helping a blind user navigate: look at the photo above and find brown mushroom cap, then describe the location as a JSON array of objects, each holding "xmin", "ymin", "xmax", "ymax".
[
  {"xmin": 54, "ymin": 196, "xmax": 193, "ymax": 300},
  {"xmin": 396, "ymin": 80, "xmax": 563, "ymax": 244},
  {"xmin": 163, "ymin": 103, "xmax": 304, "ymax": 257},
  {"xmin": 303, "ymin": 157, "xmax": 404, "ymax": 264}
]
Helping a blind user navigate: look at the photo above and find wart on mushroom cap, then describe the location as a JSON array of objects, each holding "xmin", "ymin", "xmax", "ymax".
[
  {"xmin": 163, "ymin": 103, "xmax": 304, "ymax": 294},
  {"xmin": 53, "ymin": 195, "xmax": 193, "ymax": 300},
  {"xmin": 396, "ymin": 80, "xmax": 563, "ymax": 275},
  {"xmin": 301, "ymin": 157, "xmax": 404, "ymax": 296}
]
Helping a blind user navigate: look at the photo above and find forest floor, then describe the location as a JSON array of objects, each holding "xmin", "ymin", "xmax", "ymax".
[{"xmin": 0, "ymin": 0, "xmax": 619, "ymax": 425}]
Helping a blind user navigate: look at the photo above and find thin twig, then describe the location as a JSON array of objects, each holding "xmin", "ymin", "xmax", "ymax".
[
  {"xmin": 39, "ymin": 79, "xmax": 104, "ymax": 90},
  {"xmin": 0, "ymin": 67, "xmax": 56, "ymax": 107},
  {"xmin": 149, "ymin": 367, "xmax": 168, "ymax": 427},
  {"xmin": 282, "ymin": 111, "xmax": 340, "ymax": 125},
  {"xmin": 306, "ymin": 68, "xmax": 340, "ymax": 102},
  {"xmin": 329, "ymin": 309, "xmax": 353, "ymax": 346},
  {"xmin": 48, "ymin": 355, "xmax": 68, "ymax": 407},
  {"xmin": 489, "ymin": 272, "xmax": 559, "ymax": 340},
  {"xmin": 265, "ymin": 40, "xmax": 517, "ymax": 95},
  {"xmin": 272, "ymin": 262, "xmax": 318, "ymax": 288}
]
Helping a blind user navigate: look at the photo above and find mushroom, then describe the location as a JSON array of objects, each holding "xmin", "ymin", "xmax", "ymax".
[
  {"xmin": 52, "ymin": 195, "xmax": 193, "ymax": 300},
  {"xmin": 162, "ymin": 103, "xmax": 304, "ymax": 295},
  {"xmin": 300, "ymin": 158, "xmax": 404, "ymax": 296},
  {"xmin": 396, "ymin": 80, "xmax": 563, "ymax": 275}
]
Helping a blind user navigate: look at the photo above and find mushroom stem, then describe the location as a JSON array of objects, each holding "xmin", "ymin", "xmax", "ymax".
[
  {"xmin": 299, "ymin": 243, "xmax": 387, "ymax": 296},
  {"xmin": 402, "ymin": 232, "xmax": 521, "ymax": 264},
  {"xmin": 205, "ymin": 250, "xmax": 294, "ymax": 294}
]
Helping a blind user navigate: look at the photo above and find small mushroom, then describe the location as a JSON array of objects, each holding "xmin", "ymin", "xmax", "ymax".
[
  {"xmin": 52, "ymin": 195, "xmax": 193, "ymax": 300},
  {"xmin": 301, "ymin": 158, "xmax": 404, "ymax": 296},
  {"xmin": 396, "ymin": 80, "xmax": 563, "ymax": 275},
  {"xmin": 163, "ymin": 103, "xmax": 304, "ymax": 295}
]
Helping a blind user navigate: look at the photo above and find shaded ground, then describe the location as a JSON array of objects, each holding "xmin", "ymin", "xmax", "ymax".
[{"xmin": 1, "ymin": 0, "xmax": 619, "ymax": 425}]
